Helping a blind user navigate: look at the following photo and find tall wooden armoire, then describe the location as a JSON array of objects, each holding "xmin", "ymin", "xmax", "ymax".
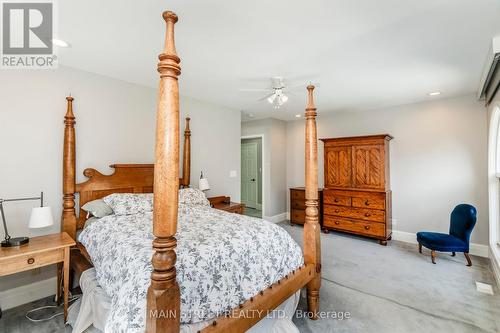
[{"xmin": 321, "ymin": 134, "xmax": 393, "ymax": 245}]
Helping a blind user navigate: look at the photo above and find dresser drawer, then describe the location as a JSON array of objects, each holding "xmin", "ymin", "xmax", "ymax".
[
  {"xmin": 291, "ymin": 200, "xmax": 306, "ymax": 210},
  {"xmin": 290, "ymin": 209, "xmax": 305, "ymax": 224},
  {"xmin": 0, "ymin": 248, "xmax": 64, "ymax": 276},
  {"xmin": 323, "ymin": 216, "xmax": 385, "ymax": 237},
  {"xmin": 323, "ymin": 191, "xmax": 351, "ymax": 206},
  {"xmin": 352, "ymin": 194, "xmax": 385, "ymax": 210},
  {"xmin": 324, "ymin": 204, "xmax": 385, "ymax": 223},
  {"xmin": 291, "ymin": 190, "xmax": 305, "ymax": 200}
]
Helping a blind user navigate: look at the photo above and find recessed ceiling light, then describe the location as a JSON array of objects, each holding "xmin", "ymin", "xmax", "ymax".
[
  {"xmin": 52, "ymin": 39, "xmax": 70, "ymax": 48},
  {"xmin": 295, "ymin": 114, "xmax": 301, "ymax": 118},
  {"xmin": 247, "ymin": 113, "xmax": 254, "ymax": 118},
  {"xmin": 428, "ymin": 91, "xmax": 441, "ymax": 96}
]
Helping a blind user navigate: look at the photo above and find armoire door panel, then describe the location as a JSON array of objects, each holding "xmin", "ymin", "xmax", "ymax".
[
  {"xmin": 325, "ymin": 147, "xmax": 351, "ymax": 188},
  {"xmin": 352, "ymin": 145, "xmax": 385, "ymax": 189}
]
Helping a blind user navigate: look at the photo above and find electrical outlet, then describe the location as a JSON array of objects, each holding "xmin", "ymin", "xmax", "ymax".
[{"xmin": 229, "ymin": 170, "xmax": 237, "ymax": 178}]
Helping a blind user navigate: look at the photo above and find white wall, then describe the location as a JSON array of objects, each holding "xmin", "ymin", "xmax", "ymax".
[
  {"xmin": 286, "ymin": 94, "xmax": 489, "ymax": 245},
  {"xmin": 0, "ymin": 66, "xmax": 240, "ymax": 308},
  {"xmin": 242, "ymin": 119, "xmax": 287, "ymax": 219}
]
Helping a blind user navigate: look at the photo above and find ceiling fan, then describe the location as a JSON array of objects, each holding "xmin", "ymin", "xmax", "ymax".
[{"xmin": 240, "ymin": 77, "xmax": 301, "ymax": 109}]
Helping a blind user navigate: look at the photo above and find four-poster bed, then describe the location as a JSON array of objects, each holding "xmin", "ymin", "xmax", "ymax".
[{"xmin": 62, "ymin": 10, "xmax": 321, "ymax": 333}]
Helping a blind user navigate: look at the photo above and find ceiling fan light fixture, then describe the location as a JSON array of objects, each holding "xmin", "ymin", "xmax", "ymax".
[
  {"xmin": 267, "ymin": 94, "xmax": 276, "ymax": 104},
  {"xmin": 281, "ymin": 95, "xmax": 288, "ymax": 103}
]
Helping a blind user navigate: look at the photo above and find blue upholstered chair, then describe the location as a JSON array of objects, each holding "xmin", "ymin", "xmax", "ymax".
[{"xmin": 416, "ymin": 204, "xmax": 477, "ymax": 266}]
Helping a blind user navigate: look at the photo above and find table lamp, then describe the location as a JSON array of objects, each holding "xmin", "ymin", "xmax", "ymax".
[
  {"xmin": 0, "ymin": 192, "xmax": 54, "ymax": 247},
  {"xmin": 199, "ymin": 171, "xmax": 210, "ymax": 193}
]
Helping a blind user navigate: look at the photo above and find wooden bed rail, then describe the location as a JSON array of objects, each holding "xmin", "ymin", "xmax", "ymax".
[{"xmin": 146, "ymin": 10, "xmax": 181, "ymax": 333}]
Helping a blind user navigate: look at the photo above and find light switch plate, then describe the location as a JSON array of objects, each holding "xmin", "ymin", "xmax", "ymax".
[{"xmin": 229, "ymin": 170, "xmax": 237, "ymax": 178}]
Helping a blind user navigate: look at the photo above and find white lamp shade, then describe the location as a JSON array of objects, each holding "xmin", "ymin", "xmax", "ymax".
[
  {"xmin": 29, "ymin": 206, "xmax": 54, "ymax": 229},
  {"xmin": 199, "ymin": 178, "xmax": 210, "ymax": 191}
]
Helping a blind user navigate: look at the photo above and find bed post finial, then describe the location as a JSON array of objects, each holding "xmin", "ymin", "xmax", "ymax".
[
  {"xmin": 62, "ymin": 96, "xmax": 77, "ymax": 240},
  {"xmin": 304, "ymin": 84, "xmax": 321, "ymax": 319},
  {"xmin": 147, "ymin": 10, "xmax": 181, "ymax": 333},
  {"xmin": 182, "ymin": 117, "xmax": 191, "ymax": 187}
]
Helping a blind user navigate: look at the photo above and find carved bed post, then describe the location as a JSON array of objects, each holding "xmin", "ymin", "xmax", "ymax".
[
  {"xmin": 181, "ymin": 117, "xmax": 191, "ymax": 187},
  {"xmin": 146, "ymin": 11, "xmax": 181, "ymax": 333},
  {"xmin": 62, "ymin": 96, "xmax": 77, "ymax": 240},
  {"xmin": 304, "ymin": 85, "xmax": 321, "ymax": 319}
]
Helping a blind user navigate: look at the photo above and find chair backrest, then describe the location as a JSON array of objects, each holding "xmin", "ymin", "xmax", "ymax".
[{"xmin": 449, "ymin": 204, "xmax": 477, "ymax": 243}]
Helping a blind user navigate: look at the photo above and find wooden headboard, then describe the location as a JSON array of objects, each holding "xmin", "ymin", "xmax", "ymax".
[{"xmin": 61, "ymin": 97, "xmax": 192, "ymax": 239}]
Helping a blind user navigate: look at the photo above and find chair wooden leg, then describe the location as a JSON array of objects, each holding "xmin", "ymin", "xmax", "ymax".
[
  {"xmin": 464, "ymin": 252, "xmax": 472, "ymax": 267},
  {"xmin": 431, "ymin": 250, "xmax": 436, "ymax": 264},
  {"xmin": 451, "ymin": 252, "xmax": 456, "ymax": 257},
  {"xmin": 418, "ymin": 243, "xmax": 422, "ymax": 254}
]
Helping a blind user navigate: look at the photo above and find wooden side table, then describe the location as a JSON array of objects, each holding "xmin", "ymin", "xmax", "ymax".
[
  {"xmin": 0, "ymin": 232, "xmax": 75, "ymax": 320},
  {"xmin": 208, "ymin": 196, "xmax": 245, "ymax": 214}
]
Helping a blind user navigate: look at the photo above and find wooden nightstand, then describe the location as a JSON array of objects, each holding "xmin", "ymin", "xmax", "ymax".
[
  {"xmin": 0, "ymin": 232, "xmax": 75, "ymax": 320},
  {"xmin": 208, "ymin": 196, "xmax": 245, "ymax": 214}
]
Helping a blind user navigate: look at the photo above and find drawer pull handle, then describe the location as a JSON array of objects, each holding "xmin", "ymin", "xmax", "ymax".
[
  {"xmin": 334, "ymin": 221, "xmax": 340, "ymax": 225},
  {"xmin": 27, "ymin": 258, "xmax": 35, "ymax": 265},
  {"xmin": 334, "ymin": 198, "xmax": 339, "ymax": 203},
  {"xmin": 335, "ymin": 209, "xmax": 340, "ymax": 213},
  {"xmin": 365, "ymin": 213, "xmax": 371, "ymax": 217},
  {"xmin": 364, "ymin": 226, "xmax": 370, "ymax": 230},
  {"xmin": 365, "ymin": 200, "xmax": 370, "ymax": 206}
]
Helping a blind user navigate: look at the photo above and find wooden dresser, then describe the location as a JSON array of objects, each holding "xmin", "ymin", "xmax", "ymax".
[
  {"xmin": 320, "ymin": 135, "xmax": 393, "ymax": 245},
  {"xmin": 290, "ymin": 187, "xmax": 323, "ymax": 226}
]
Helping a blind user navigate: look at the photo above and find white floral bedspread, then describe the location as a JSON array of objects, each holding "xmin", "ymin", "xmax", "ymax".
[{"xmin": 78, "ymin": 204, "xmax": 303, "ymax": 333}]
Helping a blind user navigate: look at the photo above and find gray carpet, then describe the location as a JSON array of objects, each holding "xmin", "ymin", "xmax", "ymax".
[
  {"xmin": 1, "ymin": 223, "xmax": 499, "ymax": 333},
  {"xmin": 282, "ymin": 223, "xmax": 500, "ymax": 333}
]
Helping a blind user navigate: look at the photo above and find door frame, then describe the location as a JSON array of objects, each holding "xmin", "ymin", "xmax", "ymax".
[
  {"xmin": 488, "ymin": 102, "xmax": 500, "ymax": 285},
  {"xmin": 241, "ymin": 134, "xmax": 265, "ymax": 215}
]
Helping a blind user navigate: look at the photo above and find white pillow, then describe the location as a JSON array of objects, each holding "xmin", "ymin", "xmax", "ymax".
[
  {"xmin": 178, "ymin": 188, "xmax": 210, "ymax": 207},
  {"xmin": 81, "ymin": 199, "xmax": 113, "ymax": 218},
  {"xmin": 103, "ymin": 193, "xmax": 153, "ymax": 215}
]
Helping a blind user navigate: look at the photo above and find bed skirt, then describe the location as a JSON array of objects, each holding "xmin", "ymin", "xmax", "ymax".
[{"xmin": 68, "ymin": 268, "xmax": 301, "ymax": 333}]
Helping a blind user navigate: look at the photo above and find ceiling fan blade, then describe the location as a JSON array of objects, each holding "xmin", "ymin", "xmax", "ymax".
[
  {"xmin": 239, "ymin": 88, "xmax": 272, "ymax": 92},
  {"xmin": 258, "ymin": 92, "xmax": 275, "ymax": 102}
]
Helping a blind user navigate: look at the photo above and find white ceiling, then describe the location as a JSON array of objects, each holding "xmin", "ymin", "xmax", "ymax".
[{"xmin": 57, "ymin": 0, "xmax": 500, "ymax": 121}]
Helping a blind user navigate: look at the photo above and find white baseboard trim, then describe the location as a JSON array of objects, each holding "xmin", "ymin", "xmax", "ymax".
[
  {"xmin": 392, "ymin": 230, "xmax": 489, "ymax": 258},
  {"xmin": 0, "ymin": 277, "xmax": 56, "ymax": 311},
  {"xmin": 264, "ymin": 213, "xmax": 287, "ymax": 224},
  {"xmin": 490, "ymin": 245, "xmax": 500, "ymax": 286}
]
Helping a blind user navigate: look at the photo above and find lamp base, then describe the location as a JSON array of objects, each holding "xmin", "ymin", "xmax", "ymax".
[{"xmin": 1, "ymin": 237, "xmax": 29, "ymax": 247}]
